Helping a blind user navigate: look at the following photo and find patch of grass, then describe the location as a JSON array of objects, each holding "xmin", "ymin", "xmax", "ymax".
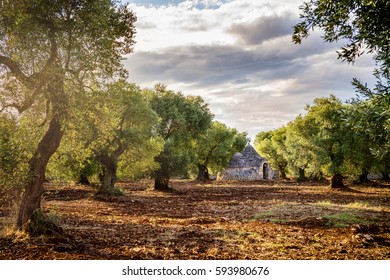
[
  {"xmin": 315, "ymin": 200, "xmax": 336, "ymax": 207},
  {"xmin": 316, "ymin": 200, "xmax": 383, "ymax": 213},
  {"xmin": 254, "ymin": 203, "xmax": 324, "ymax": 222},
  {"xmin": 323, "ymin": 213, "xmax": 366, "ymax": 228},
  {"xmin": 253, "ymin": 201, "xmax": 375, "ymax": 228},
  {"xmin": 253, "ymin": 211, "xmax": 274, "ymax": 220},
  {"xmin": 345, "ymin": 202, "xmax": 370, "ymax": 209}
]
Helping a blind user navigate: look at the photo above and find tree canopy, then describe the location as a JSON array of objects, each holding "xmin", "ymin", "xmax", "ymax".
[
  {"xmin": 255, "ymin": 128, "xmax": 289, "ymax": 180},
  {"xmin": 148, "ymin": 85, "xmax": 213, "ymax": 190},
  {"xmin": 293, "ymin": 0, "xmax": 390, "ymax": 70},
  {"xmin": 291, "ymin": 0, "xmax": 390, "ymax": 185},
  {"xmin": 51, "ymin": 81, "xmax": 160, "ymax": 196},
  {"xmin": 0, "ymin": 0, "xmax": 137, "ymax": 232},
  {"xmin": 194, "ymin": 121, "xmax": 249, "ymax": 181}
]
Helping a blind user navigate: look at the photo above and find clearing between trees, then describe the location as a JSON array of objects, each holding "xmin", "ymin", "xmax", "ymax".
[{"xmin": 1, "ymin": 180, "xmax": 389, "ymax": 260}]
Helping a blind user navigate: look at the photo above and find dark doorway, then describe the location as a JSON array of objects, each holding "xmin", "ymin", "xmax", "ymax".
[{"xmin": 263, "ymin": 163, "xmax": 268, "ymax": 179}]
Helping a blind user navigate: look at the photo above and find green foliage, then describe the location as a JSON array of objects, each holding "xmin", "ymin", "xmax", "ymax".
[
  {"xmin": 118, "ymin": 137, "xmax": 164, "ymax": 180},
  {"xmin": 150, "ymin": 84, "xmax": 213, "ymax": 142},
  {"xmin": 0, "ymin": 113, "xmax": 41, "ymax": 204},
  {"xmin": 257, "ymin": 94, "xmax": 389, "ymax": 182},
  {"xmin": 298, "ymin": 96, "xmax": 354, "ymax": 177},
  {"xmin": 48, "ymin": 81, "xmax": 161, "ymax": 185},
  {"xmin": 301, "ymin": 100, "xmax": 342, "ymax": 179},
  {"xmin": 193, "ymin": 121, "xmax": 249, "ymax": 177},
  {"xmin": 47, "ymin": 129, "xmax": 99, "ymax": 183},
  {"xmin": 259, "ymin": 96, "xmax": 364, "ymax": 181},
  {"xmin": 1, "ymin": 0, "xmax": 138, "ymax": 226},
  {"xmin": 293, "ymin": 0, "xmax": 390, "ymax": 72},
  {"xmin": 0, "ymin": 0, "xmax": 136, "ymax": 77},
  {"xmin": 149, "ymin": 85, "xmax": 213, "ymax": 185},
  {"xmin": 88, "ymin": 81, "xmax": 159, "ymax": 161},
  {"xmin": 293, "ymin": 0, "xmax": 390, "ymax": 180},
  {"xmin": 0, "ymin": 114, "xmax": 24, "ymax": 203},
  {"xmin": 284, "ymin": 116, "xmax": 321, "ymax": 179},
  {"xmin": 254, "ymin": 127, "xmax": 288, "ymax": 179},
  {"xmin": 346, "ymin": 96, "xmax": 390, "ymax": 179}
]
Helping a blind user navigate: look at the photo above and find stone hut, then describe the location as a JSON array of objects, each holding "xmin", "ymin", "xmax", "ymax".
[{"xmin": 218, "ymin": 144, "xmax": 278, "ymax": 181}]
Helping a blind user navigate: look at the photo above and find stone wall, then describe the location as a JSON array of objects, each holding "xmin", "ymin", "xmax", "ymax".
[{"xmin": 218, "ymin": 167, "xmax": 263, "ymax": 181}]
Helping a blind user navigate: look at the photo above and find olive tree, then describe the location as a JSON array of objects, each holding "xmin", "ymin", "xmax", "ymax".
[
  {"xmin": 86, "ymin": 82, "xmax": 159, "ymax": 196},
  {"xmin": 149, "ymin": 85, "xmax": 213, "ymax": 191},
  {"xmin": 194, "ymin": 121, "xmax": 248, "ymax": 182},
  {"xmin": 0, "ymin": 0, "xmax": 136, "ymax": 232},
  {"xmin": 293, "ymin": 0, "xmax": 390, "ymax": 181},
  {"xmin": 255, "ymin": 128, "xmax": 289, "ymax": 180}
]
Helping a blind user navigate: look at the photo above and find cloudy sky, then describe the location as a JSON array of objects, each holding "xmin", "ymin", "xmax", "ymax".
[{"xmin": 123, "ymin": 0, "xmax": 376, "ymax": 140}]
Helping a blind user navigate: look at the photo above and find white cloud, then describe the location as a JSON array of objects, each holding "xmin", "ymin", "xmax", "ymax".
[{"xmin": 125, "ymin": 0, "xmax": 376, "ymax": 139}]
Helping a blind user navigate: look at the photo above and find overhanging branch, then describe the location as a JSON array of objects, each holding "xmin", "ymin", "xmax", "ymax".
[{"xmin": 0, "ymin": 55, "xmax": 33, "ymax": 89}]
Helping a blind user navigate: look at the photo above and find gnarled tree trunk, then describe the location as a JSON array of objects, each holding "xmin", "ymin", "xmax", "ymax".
[
  {"xmin": 357, "ymin": 171, "xmax": 370, "ymax": 184},
  {"xmin": 297, "ymin": 168, "xmax": 306, "ymax": 182},
  {"xmin": 196, "ymin": 163, "xmax": 210, "ymax": 182},
  {"xmin": 381, "ymin": 162, "xmax": 390, "ymax": 180},
  {"xmin": 78, "ymin": 174, "xmax": 90, "ymax": 186},
  {"xmin": 17, "ymin": 66, "xmax": 68, "ymax": 232},
  {"xmin": 17, "ymin": 117, "xmax": 63, "ymax": 230},
  {"xmin": 278, "ymin": 165, "xmax": 287, "ymax": 180},
  {"xmin": 96, "ymin": 153, "xmax": 121, "ymax": 196},
  {"xmin": 154, "ymin": 155, "xmax": 170, "ymax": 191},
  {"xmin": 330, "ymin": 173, "xmax": 346, "ymax": 188}
]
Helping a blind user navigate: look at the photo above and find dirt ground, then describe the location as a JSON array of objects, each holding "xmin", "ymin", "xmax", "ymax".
[{"xmin": 1, "ymin": 180, "xmax": 389, "ymax": 260}]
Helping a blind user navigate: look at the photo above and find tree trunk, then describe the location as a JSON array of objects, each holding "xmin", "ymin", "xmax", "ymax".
[
  {"xmin": 297, "ymin": 168, "xmax": 306, "ymax": 182},
  {"xmin": 17, "ymin": 117, "xmax": 63, "ymax": 230},
  {"xmin": 357, "ymin": 171, "xmax": 370, "ymax": 184},
  {"xmin": 99, "ymin": 168, "xmax": 118, "ymax": 195},
  {"xmin": 196, "ymin": 163, "xmax": 210, "ymax": 182},
  {"xmin": 330, "ymin": 173, "xmax": 346, "ymax": 188},
  {"xmin": 154, "ymin": 176, "xmax": 170, "ymax": 190},
  {"xmin": 12, "ymin": 27, "xmax": 69, "ymax": 233},
  {"xmin": 96, "ymin": 154, "xmax": 121, "ymax": 196},
  {"xmin": 78, "ymin": 174, "xmax": 90, "ymax": 186},
  {"xmin": 154, "ymin": 156, "xmax": 170, "ymax": 191},
  {"xmin": 381, "ymin": 164, "xmax": 389, "ymax": 180},
  {"xmin": 279, "ymin": 165, "xmax": 287, "ymax": 180}
]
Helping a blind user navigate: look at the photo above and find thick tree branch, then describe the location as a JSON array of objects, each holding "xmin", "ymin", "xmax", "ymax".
[
  {"xmin": 0, "ymin": 56, "xmax": 33, "ymax": 89},
  {"xmin": 0, "ymin": 84, "xmax": 45, "ymax": 113}
]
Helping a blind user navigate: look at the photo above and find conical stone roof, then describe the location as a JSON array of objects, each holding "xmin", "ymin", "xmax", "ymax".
[{"xmin": 228, "ymin": 144, "xmax": 264, "ymax": 168}]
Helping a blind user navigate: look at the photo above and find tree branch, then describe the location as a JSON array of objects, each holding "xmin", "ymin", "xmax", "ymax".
[{"xmin": 0, "ymin": 56, "xmax": 33, "ymax": 89}]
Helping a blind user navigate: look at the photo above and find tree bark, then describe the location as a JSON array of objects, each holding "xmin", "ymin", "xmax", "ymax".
[
  {"xmin": 196, "ymin": 163, "xmax": 210, "ymax": 182},
  {"xmin": 96, "ymin": 153, "xmax": 121, "ymax": 196},
  {"xmin": 78, "ymin": 174, "xmax": 90, "ymax": 186},
  {"xmin": 357, "ymin": 171, "xmax": 370, "ymax": 184},
  {"xmin": 278, "ymin": 165, "xmax": 287, "ymax": 180},
  {"xmin": 381, "ymin": 165, "xmax": 389, "ymax": 180},
  {"xmin": 330, "ymin": 173, "xmax": 346, "ymax": 188},
  {"xmin": 17, "ymin": 117, "xmax": 63, "ymax": 230},
  {"xmin": 154, "ymin": 156, "xmax": 170, "ymax": 191},
  {"xmin": 297, "ymin": 168, "xmax": 306, "ymax": 182},
  {"xmin": 16, "ymin": 63, "xmax": 68, "ymax": 231}
]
